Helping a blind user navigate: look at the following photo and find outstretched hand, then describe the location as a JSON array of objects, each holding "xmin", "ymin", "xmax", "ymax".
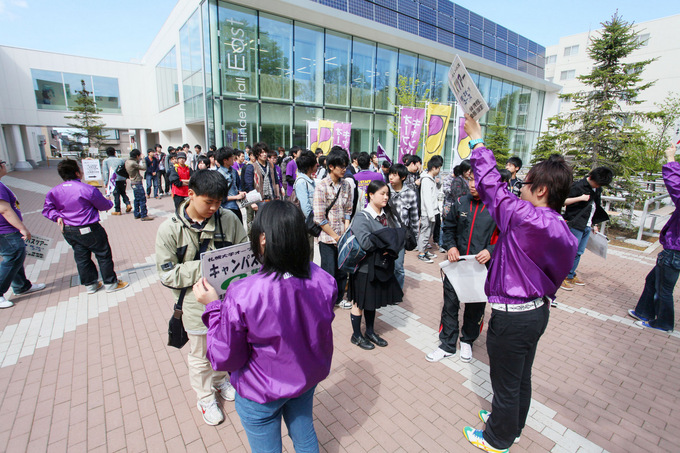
[
  {"xmin": 463, "ymin": 114, "xmax": 483, "ymax": 141},
  {"xmin": 193, "ymin": 277, "xmax": 219, "ymax": 306},
  {"xmin": 665, "ymin": 144, "xmax": 677, "ymax": 162}
]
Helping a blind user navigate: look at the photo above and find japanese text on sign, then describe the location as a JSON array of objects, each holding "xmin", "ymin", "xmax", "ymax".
[
  {"xmin": 448, "ymin": 55, "xmax": 490, "ymax": 121},
  {"xmin": 200, "ymin": 242, "xmax": 260, "ymax": 297},
  {"xmin": 25, "ymin": 235, "xmax": 52, "ymax": 260}
]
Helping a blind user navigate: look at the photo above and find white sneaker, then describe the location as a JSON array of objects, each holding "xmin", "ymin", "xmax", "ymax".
[
  {"xmin": 0, "ymin": 296, "xmax": 14, "ymax": 309},
  {"xmin": 86, "ymin": 282, "xmax": 103, "ymax": 294},
  {"xmin": 197, "ymin": 398, "xmax": 224, "ymax": 426},
  {"xmin": 460, "ymin": 342, "xmax": 472, "ymax": 362},
  {"xmin": 426, "ymin": 347, "xmax": 454, "ymax": 362},
  {"xmin": 215, "ymin": 379, "xmax": 236, "ymax": 402},
  {"xmin": 336, "ymin": 300, "xmax": 352, "ymax": 309},
  {"xmin": 15, "ymin": 283, "xmax": 46, "ymax": 295}
]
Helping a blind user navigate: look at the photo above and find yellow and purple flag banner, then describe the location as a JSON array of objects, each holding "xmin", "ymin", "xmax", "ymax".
[{"xmin": 423, "ymin": 103, "xmax": 452, "ymax": 167}]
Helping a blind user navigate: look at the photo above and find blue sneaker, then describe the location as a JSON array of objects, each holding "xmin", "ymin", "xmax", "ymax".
[
  {"xmin": 635, "ymin": 320, "xmax": 672, "ymax": 333},
  {"xmin": 628, "ymin": 309, "xmax": 650, "ymax": 322},
  {"xmin": 463, "ymin": 427, "xmax": 508, "ymax": 453}
]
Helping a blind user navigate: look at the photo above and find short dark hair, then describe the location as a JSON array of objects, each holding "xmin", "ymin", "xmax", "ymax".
[
  {"xmin": 183, "ymin": 143, "xmax": 190, "ymax": 149},
  {"xmin": 195, "ymin": 144, "xmax": 201, "ymax": 151},
  {"xmin": 499, "ymin": 168, "xmax": 512, "ymax": 183},
  {"xmin": 197, "ymin": 156, "xmax": 211, "ymax": 168},
  {"xmin": 350, "ymin": 152, "xmax": 360, "ymax": 163},
  {"xmin": 381, "ymin": 160, "xmax": 391, "ymax": 170},
  {"xmin": 206, "ymin": 150, "xmax": 215, "ymax": 159},
  {"xmin": 188, "ymin": 169, "xmax": 228, "ymax": 199},
  {"xmin": 250, "ymin": 201, "xmax": 310, "ymax": 279},
  {"xmin": 315, "ymin": 149, "xmax": 323, "ymax": 156},
  {"xmin": 252, "ymin": 142, "xmax": 269, "ymax": 158},
  {"xmin": 147, "ymin": 148, "xmax": 154, "ymax": 155},
  {"xmin": 588, "ymin": 167, "xmax": 614, "ymax": 186},
  {"xmin": 168, "ymin": 152, "xmax": 177, "ymax": 160},
  {"xmin": 130, "ymin": 149, "xmax": 141, "ymax": 159},
  {"xmin": 326, "ymin": 148, "xmax": 349, "ymax": 169},
  {"xmin": 57, "ymin": 159, "xmax": 80, "ymax": 181},
  {"xmin": 233, "ymin": 149, "xmax": 244, "ymax": 158},
  {"xmin": 215, "ymin": 147, "xmax": 234, "ymax": 165},
  {"xmin": 330, "ymin": 145, "xmax": 344, "ymax": 154},
  {"xmin": 507, "ymin": 156, "xmax": 523, "ymax": 169},
  {"xmin": 209, "ymin": 145, "xmax": 217, "ymax": 152},
  {"xmin": 266, "ymin": 150, "xmax": 277, "ymax": 159},
  {"xmin": 155, "ymin": 144, "xmax": 162, "ymax": 151},
  {"xmin": 406, "ymin": 155, "xmax": 421, "ymax": 165},
  {"xmin": 458, "ymin": 159, "xmax": 471, "ymax": 175},
  {"xmin": 296, "ymin": 150, "xmax": 317, "ymax": 174},
  {"xmin": 357, "ymin": 152, "xmax": 371, "ymax": 170},
  {"xmin": 401, "ymin": 153, "xmax": 412, "ymax": 164},
  {"xmin": 289, "ymin": 145, "xmax": 301, "ymax": 157},
  {"xmin": 525, "ymin": 154, "xmax": 573, "ymax": 212},
  {"xmin": 106, "ymin": 147, "xmax": 116, "ymax": 157},
  {"xmin": 168, "ymin": 146, "xmax": 175, "ymax": 152},
  {"xmin": 453, "ymin": 165, "xmax": 461, "ymax": 177},
  {"xmin": 389, "ymin": 163, "xmax": 408, "ymax": 180},
  {"xmin": 318, "ymin": 155, "xmax": 327, "ymax": 168},
  {"xmin": 427, "ymin": 155, "xmax": 443, "ymax": 171}
]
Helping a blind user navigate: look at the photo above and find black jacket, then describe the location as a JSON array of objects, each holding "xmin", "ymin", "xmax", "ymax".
[
  {"xmin": 442, "ymin": 194, "xmax": 497, "ymax": 256},
  {"xmin": 563, "ymin": 177, "xmax": 609, "ymax": 231}
]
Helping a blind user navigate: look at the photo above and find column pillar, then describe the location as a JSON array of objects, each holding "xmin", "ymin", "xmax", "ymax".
[
  {"xmin": 139, "ymin": 129, "xmax": 148, "ymax": 153},
  {"xmin": 10, "ymin": 125, "xmax": 32, "ymax": 171}
]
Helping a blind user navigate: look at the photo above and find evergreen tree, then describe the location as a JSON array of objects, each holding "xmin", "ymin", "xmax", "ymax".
[
  {"xmin": 484, "ymin": 111, "xmax": 510, "ymax": 168},
  {"xmin": 535, "ymin": 13, "xmax": 656, "ymax": 177},
  {"xmin": 65, "ymin": 80, "xmax": 106, "ymax": 154}
]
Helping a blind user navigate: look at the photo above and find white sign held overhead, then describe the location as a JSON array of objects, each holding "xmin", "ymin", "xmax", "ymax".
[{"xmin": 448, "ymin": 55, "xmax": 490, "ymax": 121}]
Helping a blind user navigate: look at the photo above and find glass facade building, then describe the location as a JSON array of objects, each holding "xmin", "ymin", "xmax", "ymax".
[{"xmin": 173, "ymin": 0, "xmax": 547, "ymax": 165}]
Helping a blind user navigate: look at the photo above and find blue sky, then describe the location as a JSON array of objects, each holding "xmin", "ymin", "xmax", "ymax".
[{"xmin": 0, "ymin": 0, "xmax": 678, "ymax": 62}]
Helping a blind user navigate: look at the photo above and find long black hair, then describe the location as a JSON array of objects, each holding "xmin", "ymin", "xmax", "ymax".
[
  {"xmin": 249, "ymin": 200, "xmax": 310, "ymax": 279},
  {"xmin": 366, "ymin": 179, "xmax": 398, "ymax": 227}
]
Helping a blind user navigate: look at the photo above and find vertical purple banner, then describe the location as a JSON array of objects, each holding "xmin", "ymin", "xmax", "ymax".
[
  {"xmin": 398, "ymin": 107, "xmax": 426, "ymax": 164},
  {"xmin": 333, "ymin": 122, "xmax": 352, "ymax": 156}
]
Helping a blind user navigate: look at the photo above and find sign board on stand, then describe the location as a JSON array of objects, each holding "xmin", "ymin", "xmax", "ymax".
[{"xmin": 200, "ymin": 242, "xmax": 260, "ymax": 297}]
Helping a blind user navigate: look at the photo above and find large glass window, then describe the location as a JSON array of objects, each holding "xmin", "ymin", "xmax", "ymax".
[
  {"xmin": 63, "ymin": 73, "xmax": 93, "ymax": 111},
  {"xmin": 180, "ymin": 10, "xmax": 205, "ymax": 121},
  {"xmin": 260, "ymin": 103, "xmax": 292, "ymax": 148},
  {"xmin": 350, "ymin": 111, "xmax": 373, "ymax": 153},
  {"xmin": 351, "ymin": 38, "xmax": 376, "ymax": 110},
  {"xmin": 433, "ymin": 61, "xmax": 452, "ymax": 103},
  {"xmin": 415, "ymin": 56, "xmax": 435, "ymax": 101},
  {"xmin": 217, "ymin": 3, "xmax": 258, "ymax": 99},
  {"xmin": 324, "ymin": 31, "xmax": 351, "ymax": 107},
  {"xmin": 222, "ymin": 100, "xmax": 258, "ymax": 148},
  {"xmin": 375, "ymin": 44, "xmax": 398, "ymax": 111},
  {"xmin": 397, "ymin": 50, "xmax": 417, "ymax": 97},
  {"xmin": 156, "ymin": 47, "xmax": 180, "ymax": 111},
  {"xmin": 294, "ymin": 23, "xmax": 324, "ymax": 105},
  {"xmin": 31, "ymin": 69, "xmax": 67, "ymax": 111},
  {"xmin": 373, "ymin": 114, "xmax": 395, "ymax": 159},
  {"xmin": 293, "ymin": 106, "xmax": 323, "ymax": 147},
  {"xmin": 92, "ymin": 76, "xmax": 121, "ymax": 114},
  {"xmin": 259, "ymin": 14, "xmax": 293, "ymax": 101}
]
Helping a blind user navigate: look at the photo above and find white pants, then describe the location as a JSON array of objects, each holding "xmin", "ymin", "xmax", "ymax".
[{"xmin": 187, "ymin": 333, "xmax": 228, "ymax": 403}]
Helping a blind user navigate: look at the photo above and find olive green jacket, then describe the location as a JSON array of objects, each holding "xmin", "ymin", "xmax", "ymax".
[{"xmin": 155, "ymin": 201, "xmax": 248, "ymax": 334}]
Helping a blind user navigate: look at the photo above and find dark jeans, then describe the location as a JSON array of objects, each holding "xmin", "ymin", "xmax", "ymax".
[
  {"xmin": 62, "ymin": 223, "xmax": 117, "ymax": 286},
  {"xmin": 484, "ymin": 302, "xmax": 549, "ymax": 450},
  {"xmin": 432, "ymin": 213, "xmax": 441, "ymax": 244},
  {"xmin": 145, "ymin": 173, "xmax": 159, "ymax": 197},
  {"xmin": 158, "ymin": 170, "xmax": 169, "ymax": 193},
  {"xmin": 0, "ymin": 232, "xmax": 32, "ymax": 297},
  {"xmin": 634, "ymin": 248, "xmax": 680, "ymax": 331},
  {"xmin": 439, "ymin": 276, "xmax": 486, "ymax": 353},
  {"xmin": 113, "ymin": 180, "xmax": 130, "ymax": 212},
  {"xmin": 319, "ymin": 242, "xmax": 347, "ymax": 304},
  {"xmin": 132, "ymin": 184, "xmax": 147, "ymax": 218},
  {"xmin": 567, "ymin": 226, "xmax": 590, "ymax": 279}
]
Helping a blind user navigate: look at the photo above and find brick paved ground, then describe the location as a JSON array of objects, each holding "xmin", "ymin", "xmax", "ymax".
[{"xmin": 0, "ymin": 165, "xmax": 678, "ymax": 453}]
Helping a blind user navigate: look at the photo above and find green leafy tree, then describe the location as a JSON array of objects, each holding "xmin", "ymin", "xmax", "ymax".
[
  {"xmin": 484, "ymin": 111, "xmax": 510, "ymax": 168},
  {"xmin": 535, "ymin": 13, "xmax": 656, "ymax": 179},
  {"xmin": 65, "ymin": 80, "xmax": 106, "ymax": 154}
]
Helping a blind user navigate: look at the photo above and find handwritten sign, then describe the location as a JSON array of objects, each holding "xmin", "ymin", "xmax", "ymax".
[
  {"xmin": 25, "ymin": 235, "xmax": 52, "ymax": 260},
  {"xmin": 586, "ymin": 231, "xmax": 608, "ymax": 259},
  {"xmin": 448, "ymin": 55, "xmax": 489, "ymax": 121},
  {"xmin": 81, "ymin": 158, "xmax": 103, "ymax": 185},
  {"xmin": 200, "ymin": 242, "xmax": 259, "ymax": 297},
  {"xmin": 439, "ymin": 255, "xmax": 488, "ymax": 303}
]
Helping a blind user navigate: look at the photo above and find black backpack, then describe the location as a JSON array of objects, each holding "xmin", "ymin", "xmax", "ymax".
[{"xmin": 115, "ymin": 162, "xmax": 129, "ymax": 179}]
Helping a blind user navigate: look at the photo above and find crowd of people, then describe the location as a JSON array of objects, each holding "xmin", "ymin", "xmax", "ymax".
[{"xmin": 0, "ymin": 121, "xmax": 677, "ymax": 453}]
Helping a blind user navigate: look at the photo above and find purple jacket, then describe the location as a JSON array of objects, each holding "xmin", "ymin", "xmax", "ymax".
[
  {"xmin": 43, "ymin": 180, "xmax": 113, "ymax": 226},
  {"xmin": 660, "ymin": 161, "xmax": 680, "ymax": 251},
  {"xmin": 0, "ymin": 182, "xmax": 22, "ymax": 234},
  {"xmin": 202, "ymin": 263, "xmax": 337, "ymax": 404},
  {"xmin": 286, "ymin": 159, "xmax": 298, "ymax": 197},
  {"xmin": 471, "ymin": 146, "xmax": 577, "ymax": 304}
]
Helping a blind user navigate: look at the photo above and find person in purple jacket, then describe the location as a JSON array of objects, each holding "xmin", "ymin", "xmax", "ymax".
[
  {"xmin": 194, "ymin": 200, "xmax": 336, "ymax": 453},
  {"xmin": 628, "ymin": 144, "xmax": 679, "ymax": 333},
  {"xmin": 460, "ymin": 114, "xmax": 577, "ymax": 453},
  {"xmin": 43, "ymin": 160, "xmax": 129, "ymax": 295}
]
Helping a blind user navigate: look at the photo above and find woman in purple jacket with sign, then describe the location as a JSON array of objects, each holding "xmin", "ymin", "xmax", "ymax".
[{"xmin": 194, "ymin": 200, "xmax": 336, "ymax": 453}]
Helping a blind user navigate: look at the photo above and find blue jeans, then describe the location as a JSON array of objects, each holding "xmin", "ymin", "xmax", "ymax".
[
  {"xmin": 145, "ymin": 173, "xmax": 158, "ymax": 197},
  {"xmin": 634, "ymin": 248, "xmax": 679, "ymax": 331},
  {"xmin": 235, "ymin": 386, "xmax": 319, "ymax": 453},
  {"xmin": 394, "ymin": 247, "xmax": 405, "ymax": 288},
  {"xmin": 567, "ymin": 226, "xmax": 590, "ymax": 279},
  {"xmin": 132, "ymin": 184, "xmax": 147, "ymax": 218},
  {"xmin": 0, "ymin": 232, "xmax": 32, "ymax": 297}
]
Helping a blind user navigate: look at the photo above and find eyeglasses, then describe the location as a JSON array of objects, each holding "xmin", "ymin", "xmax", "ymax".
[{"xmin": 515, "ymin": 180, "xmax": 532, "ymax": 190}]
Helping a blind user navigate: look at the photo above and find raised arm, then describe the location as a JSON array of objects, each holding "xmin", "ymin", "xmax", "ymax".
[{"xmin": 663, "ymin": 145, "xmax": 680, "ymax": 207}]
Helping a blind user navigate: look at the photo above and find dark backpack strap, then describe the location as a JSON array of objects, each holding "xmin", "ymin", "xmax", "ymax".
[
  {"xmin": 325, "ymin": 185, "xmax": 342, "ymax": 216},
  {"xmin": 175, "ymin": 236, "xmax": 211, "ymax": 311}
]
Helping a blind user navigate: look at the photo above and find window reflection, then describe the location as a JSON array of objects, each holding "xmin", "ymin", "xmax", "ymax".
[
  {"xmin": 324, "ymin": 31, "xmax": 351, "ymax": 107},
  {"xmin": 375, "ymin": 44, "xmax": 397, "ymax": 111},
  {"xmin": 294, "ymin": 23, "xmax": 324, "ymax": 104},
  {"xmin": 31, "ymin": 69, "xmax": 67, "ymax": 111},
  {"xmin": 351, "ymin": 38, "xmax": 376, "ymax": 110},
  {"xmin": 92, "ymin": 76, "xmax": 121, "ymax": 114},
  {"xmin": 260, "ymin": 14, "xmax": 293, "ymax": 100},
  {"xmin": 156, "ymin": 47, "xmax": 180, "ymax": 111}
]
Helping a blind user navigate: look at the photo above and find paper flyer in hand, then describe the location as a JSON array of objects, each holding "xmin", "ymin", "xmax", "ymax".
[
  {"xmin": 439, "ymin": 255, "xmax": 488, "ymax": 303},
  {"xmin": 585, "ymin": 231, "xmax": 608, "ymax": 259},
  {"xmin": 201, "ymin": 242, "xmax": 260, "ymax": 297},
  {"xmin": 448, "ymin": 55, "xmax": 490, "ymax": 121}
]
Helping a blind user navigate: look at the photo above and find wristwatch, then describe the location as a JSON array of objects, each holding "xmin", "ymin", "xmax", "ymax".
[{"xmin": 468, "ymin": 138, "xmax": 485, "ymax": 150}]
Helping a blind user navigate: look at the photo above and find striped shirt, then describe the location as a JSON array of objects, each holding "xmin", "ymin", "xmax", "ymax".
[{"xmin": 313, "ymin": 176, "xmax": 354, "ymax": 244}]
